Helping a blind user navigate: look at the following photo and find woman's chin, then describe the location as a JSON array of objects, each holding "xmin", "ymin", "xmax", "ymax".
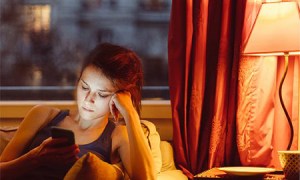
[
  {"xmin": 79, "ymin": 109, "xmax": 95, "ymax": 120},
  {"xmin": 79, "ymin": 114, "xmax": 94, "ymax": 122},
  {"xmin": 78, "ymin": 110, "xmax": 109, "ymax": 127}
]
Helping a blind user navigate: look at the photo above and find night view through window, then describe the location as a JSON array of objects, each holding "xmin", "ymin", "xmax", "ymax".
[{"xmin": 0, "ymin": 0, "xmax": 171, "ymax": 100}]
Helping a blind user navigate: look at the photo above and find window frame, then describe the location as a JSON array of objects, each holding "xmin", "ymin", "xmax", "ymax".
[{"xmin": 0, "ymin": 100, "xmax": 171, "ymax": 119}]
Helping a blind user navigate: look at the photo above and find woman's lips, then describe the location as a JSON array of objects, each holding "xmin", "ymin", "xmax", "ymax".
[{"xmin": 82, "ymin": 106, "xmax": 94, "ymax": 112}]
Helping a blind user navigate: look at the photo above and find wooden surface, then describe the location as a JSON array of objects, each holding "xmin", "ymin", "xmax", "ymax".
[{"xmin": 194, "ymin": 167, "xmax": 285, "ymax": 180}]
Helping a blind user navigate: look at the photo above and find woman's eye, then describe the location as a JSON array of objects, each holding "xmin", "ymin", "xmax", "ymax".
[
  {"xmin": 98, "ymin": 93, "xmax": 109, "ymax": 98},
  {"xmin": 82, "ymin": 86, "xmax": 89, "ymax": 90}
]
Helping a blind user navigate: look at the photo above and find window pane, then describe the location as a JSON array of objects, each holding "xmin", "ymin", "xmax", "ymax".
[{"xmin": 0, "ymin": 0, "xmax": 171, "ymax": 100}]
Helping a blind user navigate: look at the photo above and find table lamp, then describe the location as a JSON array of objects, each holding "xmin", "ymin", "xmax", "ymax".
[{"xmin": 243, "ymin": 1, "xmax": 300, "ymax": 150}]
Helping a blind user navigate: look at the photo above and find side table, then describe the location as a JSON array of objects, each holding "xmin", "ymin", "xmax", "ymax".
[{"xmin": 194, "ymin": 168, "xmax": 285, "ymax": 180}]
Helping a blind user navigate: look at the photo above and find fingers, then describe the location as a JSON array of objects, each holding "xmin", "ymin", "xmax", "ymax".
[
  {"xmin": 43, "ymin": 138, "xmax": 76, "ymax": 154},
  {"xmin": 112, "ymin": 104, "xmax": 119, "ymax": 122},
  {"xmin": 52, "ymin": 144, "xmax": 79, "ymax": 155},
  {"xmin": 33, "ymin": 138, "xmax": 80, "ymax": 165},
  {"xmin": 109, "ymin": 94, "xmax": 119, "ymax": 123},
  {"xmin": 110, "ymin": 91, "xmax": 131, "ymax": 110},
  {"xmin": 51, "ymin": 139, "xmax": 68, "ymax": 148},
  {"xmin": 60, "ymin": 147, "xmax": 80, "ymax": 163},
  {"xmin": 49, "ymin": 145, "xmax": 80, "ymax": 164},
  {"xmin": 42, "ymin": 137, "xmax": 68, "ymax": 148}
]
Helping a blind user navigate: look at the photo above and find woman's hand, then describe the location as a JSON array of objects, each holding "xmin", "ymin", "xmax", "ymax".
[
  {"xmin": 109, "ymin": 91, "xmax": 135, "ymax": 123},
  {"xmin": 29, "ymin": 137, "xmax": 80, "ymax": 168}
]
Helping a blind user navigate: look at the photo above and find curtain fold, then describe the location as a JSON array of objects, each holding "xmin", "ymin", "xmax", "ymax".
[
  {"xmin": 237, "ymin": 0, "xmax": 299, "ymax": 169},
  {"xmin": 168, "ymin": 0, "xmax": 246, "ymax": 178},
  {"xmin": 169, "ymin": 0, "xmax": 299, "ymax": 177}
]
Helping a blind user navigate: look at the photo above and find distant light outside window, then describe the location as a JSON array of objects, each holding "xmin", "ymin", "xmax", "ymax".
[
  {"xmin": 0, "ymin": 0, "xmax": 170, "ymax": 100},
  {"xmin": 23, "ymin": 5, "xmax": 51, "ymax": 32}
]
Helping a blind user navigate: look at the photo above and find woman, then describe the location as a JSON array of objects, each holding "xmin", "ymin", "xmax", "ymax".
[{"xmin": 0, "ymin": 43, "xmax": 155, "ymax": 179}]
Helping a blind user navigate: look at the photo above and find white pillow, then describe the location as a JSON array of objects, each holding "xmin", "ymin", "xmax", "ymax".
[
  {"xmin": 160, "ymin": 141, "xmax": 176, "ymax": 172},
  {"xmin": 140, "ymin": 120, "xmax": 162, "ymax": 175}
]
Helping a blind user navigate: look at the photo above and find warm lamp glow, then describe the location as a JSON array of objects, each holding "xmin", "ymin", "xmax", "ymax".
[
  {"xmin": 243, "ymin": 1, "xmax": 300, "ymax": 56},
  {"xmin": 243, "ymin": 1, "xmax": 300, "ymax": 151}
]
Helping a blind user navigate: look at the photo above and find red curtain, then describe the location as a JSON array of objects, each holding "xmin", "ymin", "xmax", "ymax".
[
  {"xmin": 168, "ymin": 0, "xmax": 299, "ymax": 178},
  {"xmin": 168, "ymin": 0, "xmax": 246, "ymax": 178}
]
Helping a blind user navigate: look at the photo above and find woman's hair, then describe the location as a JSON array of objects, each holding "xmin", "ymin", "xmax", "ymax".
[{"xmin": 79, "ymin": 43, "xmax": 144, "ymax": 115}]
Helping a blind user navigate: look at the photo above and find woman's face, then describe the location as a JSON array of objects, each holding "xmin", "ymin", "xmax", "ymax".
[{"xmin": 76, "ymin": 65, "xmax": 116, "ymax": 122}]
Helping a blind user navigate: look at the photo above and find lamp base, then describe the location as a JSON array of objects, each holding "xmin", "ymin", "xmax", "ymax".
[{"xmin": 279, "ymin": 53, "xmax": 294, "ymax": 150}]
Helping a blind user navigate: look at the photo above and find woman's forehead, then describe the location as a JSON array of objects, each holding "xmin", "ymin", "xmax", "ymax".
[{"xmin": 81, "ymin": 66, "xmax": 116, "ymax": 92}]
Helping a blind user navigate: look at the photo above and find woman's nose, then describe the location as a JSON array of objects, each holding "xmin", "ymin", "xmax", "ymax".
[{"xmin": 85, "ymin": 92, "xmax": 95, "ymax": 103}]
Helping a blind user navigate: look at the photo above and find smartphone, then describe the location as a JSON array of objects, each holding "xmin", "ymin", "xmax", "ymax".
[{"xmin": 51, "ymin": 126, "xmax": 75, "ymax": 147}]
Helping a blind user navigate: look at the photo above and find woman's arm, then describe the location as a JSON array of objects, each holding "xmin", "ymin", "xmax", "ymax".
[
  {"xmin": 0, "ymin": 105, "xmax": 79, "ymax": 178},
  {"xmin": 0, "ymin": 105, "xmax": 57, "ymax": 161},
  {"xmin": 1, "ymin": 137, "xmax": 79, "ymax": 179},
  {"xmin": 124, "ymin": 111, "xmax": 156, "ymax": 180},
  {"xmin": 110, "ymin": 92, "xmax": 155, "ymax": 180},
  {"xmin": 0, "ymin": 149, "xmax": 39, "ymax": 179}
]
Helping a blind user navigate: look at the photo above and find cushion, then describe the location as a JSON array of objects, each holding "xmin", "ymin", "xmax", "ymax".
[
  {"xmin": 64, "ymin": 152, "xmax": 123, "ymax": 180},
  {"xmin": 141, "ymin": 120, "xmax": 162, "ymax": 174},
  {"xmin": 160, "ymin": 141, "xmax": 176, "ymax": 172}
]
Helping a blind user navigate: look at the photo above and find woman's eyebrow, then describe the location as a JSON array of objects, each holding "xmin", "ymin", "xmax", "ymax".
[{"xmin": 80, "ymin": 79, "xmax": 89, "ymax": 86}]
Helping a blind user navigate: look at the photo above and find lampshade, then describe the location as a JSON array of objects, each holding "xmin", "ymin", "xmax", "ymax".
[
  {"xmin": 243, "ymin": 1, "xmax": 300, "ymax": 56},
  {"xmin": 243, "ymin": 1, "xmax": 300, "ymax": 151}
]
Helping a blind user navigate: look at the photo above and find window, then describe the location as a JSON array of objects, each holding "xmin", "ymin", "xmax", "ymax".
[
  {"xmin": 0, "ymin": 0, "xmax": 171, "ymax": 100},
  {"xmin": 23, "ymin": 5, "xmax": 51, "ymax": 32}
]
